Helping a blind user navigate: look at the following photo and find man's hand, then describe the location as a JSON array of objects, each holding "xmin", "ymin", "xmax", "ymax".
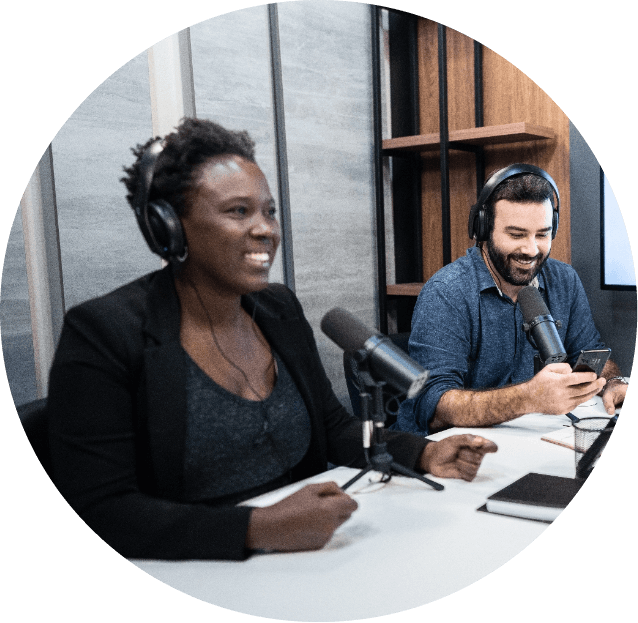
[
  {"xmin": 525, "ymin": 362, "xmax": 605, "ymax": 414},
  {"xmin": 602, "ymin": 379, "xmax": 627, "ymax": 415},
  {"xmin": 418, "ymin": 434, "xmax": 498, "ymax": 481}
]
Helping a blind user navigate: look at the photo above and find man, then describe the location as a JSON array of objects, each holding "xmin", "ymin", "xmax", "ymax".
[{"xmin": 393, "ymin": 164, "xmax": 628, "ymax": 435}]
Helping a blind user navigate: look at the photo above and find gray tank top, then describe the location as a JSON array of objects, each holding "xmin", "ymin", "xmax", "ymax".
[{"xmin": 182, "ymin": 349, "xmax": 312, "ymax": 503}]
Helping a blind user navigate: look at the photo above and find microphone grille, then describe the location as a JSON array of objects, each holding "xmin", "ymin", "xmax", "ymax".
[
  {"xmin": 518, "ymin": 286, "xmax": 549, "ymax": 324},
  {"xmin": 320, "ymin": 307, "xmax": 376, "ymax": 352}
]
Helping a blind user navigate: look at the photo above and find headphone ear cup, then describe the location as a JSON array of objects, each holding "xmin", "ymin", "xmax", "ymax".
[
  {"xmin": 468, "ymin": 203, "xmax": 479, "ymax": 240},
  {"xmin": 476, "ymin": 207, "xmax": 489, "ymax": 242},
  {"xmin": 552, "ymin": 209, "xmax": 559, "ymax": 239},
  {"xmin": 469, "ymin": 205, "xmax": 488, "ymax": 243},
  {"xmin": 146, "ymin": 199, "xmax": 186, "ymax": 260},
  {"xmin": 468, "ymin": 202, "xmax": 490, "ymax": 242}
]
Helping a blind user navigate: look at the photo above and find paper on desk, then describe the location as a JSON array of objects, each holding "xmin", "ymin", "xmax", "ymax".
[{"xmin": 541, "ymin": 427, "xmax": 575, "ymax": 450}]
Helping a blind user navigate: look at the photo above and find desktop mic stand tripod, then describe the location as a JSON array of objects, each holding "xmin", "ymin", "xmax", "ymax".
[{"xmin": 340, "ymin": 350, "xmax": 444, "ymax": 493}]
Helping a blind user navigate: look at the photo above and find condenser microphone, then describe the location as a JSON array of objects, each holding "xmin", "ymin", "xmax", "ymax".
[
  {"xmin": 518, "ymin": 286, "xmax": 567, "ymax": 365},
  {"xmin": 321, "ymin": 308, "xmax": 429, "ymax": 399}
]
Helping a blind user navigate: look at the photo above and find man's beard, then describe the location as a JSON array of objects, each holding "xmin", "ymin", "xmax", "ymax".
[{"xmin": 485, "ymin": 236, "xmax": 549, "ymax": 287}]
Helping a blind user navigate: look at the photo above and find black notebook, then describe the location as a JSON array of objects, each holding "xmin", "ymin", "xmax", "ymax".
[{"xmin": 480, "ymin": 472, "xmax": 585, "ymax": 523}]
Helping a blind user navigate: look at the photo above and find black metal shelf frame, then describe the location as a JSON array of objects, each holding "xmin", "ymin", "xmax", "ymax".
[{"xmin": 372, "ymin": 9, "xmax": 487, "ymax": 331}]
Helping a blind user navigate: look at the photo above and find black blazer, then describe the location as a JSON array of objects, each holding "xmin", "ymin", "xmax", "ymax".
[{"xmin": 47, "ymin": 267, "xmax": 427, "ymax": 560}]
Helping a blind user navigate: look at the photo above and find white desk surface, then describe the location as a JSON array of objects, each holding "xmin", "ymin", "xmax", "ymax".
[{"xmin": 132, "ymin": 398, "xmax": 613, "ymax": 621}]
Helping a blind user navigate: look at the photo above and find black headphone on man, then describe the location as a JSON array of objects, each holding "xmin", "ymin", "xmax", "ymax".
[
  {"xmin": 132, "ymin": 139, "xmax": 188, "ymax": 262},
  {"xmin": 467, "ymin": 163, "xmax": 560, "ymax": 243}
]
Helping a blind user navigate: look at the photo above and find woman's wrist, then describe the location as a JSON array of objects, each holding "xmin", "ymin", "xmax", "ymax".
[{"xmin": 245, "ymin": 507, "xmax": 270, "ymax": 551}]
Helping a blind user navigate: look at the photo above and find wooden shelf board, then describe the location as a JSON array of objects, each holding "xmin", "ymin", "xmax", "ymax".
[
  {"xmin": 382, "ymin": 122, "xmax": 555, "ymax": 155},
  {"xmin": 386, "ymin": 283, "xmax": 425, "ymax": 296},
  {"xmin": 450, "ymin": 122, "xmax": 555, "ymax": 145},
  {"xmin": 382, "ymin": 133, "xmax": 440, "ymax": 154}
]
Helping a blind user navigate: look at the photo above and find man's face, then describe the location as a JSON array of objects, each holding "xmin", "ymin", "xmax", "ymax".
[{"xmin": 486, "ymin": 199, "xmax": 553, "ymax": 287}]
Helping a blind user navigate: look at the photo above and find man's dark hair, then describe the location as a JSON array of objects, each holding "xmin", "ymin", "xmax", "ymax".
[
  {"xmin": 484, "ymin": 172, "xmax": 556, "ymax": 234},
  {"xmin": 121, "ymin": 117, "xmax": 256, "ymax": 217}
]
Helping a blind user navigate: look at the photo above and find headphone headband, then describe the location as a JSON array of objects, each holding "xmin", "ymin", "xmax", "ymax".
[{"xmin": 468, "ymin": 163, "xmax": 560, "ymax": 242}]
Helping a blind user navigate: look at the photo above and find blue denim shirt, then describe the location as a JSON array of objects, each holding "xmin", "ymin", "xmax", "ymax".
[{"xmin": 393, "ymin": 246, "xmax": 605, "ymax": 435}]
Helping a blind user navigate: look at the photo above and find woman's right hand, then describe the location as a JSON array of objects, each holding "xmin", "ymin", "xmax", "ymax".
[{"xmin": 245, "ymin": 481, "xmax": 358, "ymax": 552}]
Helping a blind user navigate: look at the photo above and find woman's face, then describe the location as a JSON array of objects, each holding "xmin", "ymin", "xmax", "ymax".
[{"xmin": 180, "ymin": 155, "xmax": 280, "ymax": 295}]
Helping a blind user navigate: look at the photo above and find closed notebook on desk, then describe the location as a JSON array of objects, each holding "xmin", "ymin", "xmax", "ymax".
[{"xmin": 480, "ymin": 472, "xmax": 585, "ymax": 523}]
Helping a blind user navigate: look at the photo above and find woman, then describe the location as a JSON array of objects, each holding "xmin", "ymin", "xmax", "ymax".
[{"xmin": 47, "ymin": 118, "xmax": 497, "ymax": 560}]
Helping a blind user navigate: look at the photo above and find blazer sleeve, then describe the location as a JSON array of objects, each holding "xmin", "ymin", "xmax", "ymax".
[{"xmin": 47, "ymin": 302, "xmax": 254, "ymax": 561}]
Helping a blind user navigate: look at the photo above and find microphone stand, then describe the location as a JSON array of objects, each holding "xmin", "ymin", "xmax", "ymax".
[{"xmin": 340, "ymin": 349, "xmax": 444, "ymax": 492}]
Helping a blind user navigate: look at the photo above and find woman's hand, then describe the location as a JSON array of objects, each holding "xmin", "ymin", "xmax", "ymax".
[
  {"xmin": 419, "ymin": 434, "xmax": 498, "ymax": 481},
  {"xmin": 245, "ymin": 481, "xmax": 358, "ymax": 552}
]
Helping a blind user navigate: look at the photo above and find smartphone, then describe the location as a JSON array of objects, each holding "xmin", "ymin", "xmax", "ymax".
[{"xmin": 572, "ymin": 348, "xmax": 611, "ymax": 377}]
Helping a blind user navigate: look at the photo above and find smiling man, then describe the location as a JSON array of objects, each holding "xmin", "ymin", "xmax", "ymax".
[{"xmin": 393, "ymin": 165, "xmax": 628, "ymax": 435}]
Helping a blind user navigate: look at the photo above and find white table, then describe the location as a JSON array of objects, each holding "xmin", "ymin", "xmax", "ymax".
[{"xmin": 132, "ymin": 398, "xmax": 613, "ymax": 621}]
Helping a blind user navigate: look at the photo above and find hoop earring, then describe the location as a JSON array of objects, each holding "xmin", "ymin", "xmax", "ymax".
[{"xmin": 175, "ymin": 245, "xmax": 188, "ymax": 263}]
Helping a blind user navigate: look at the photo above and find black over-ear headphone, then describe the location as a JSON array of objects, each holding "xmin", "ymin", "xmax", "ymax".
[
  {"xmin": 132, "ymin": 139, "xmax": 187, "ymax": 261},
  {"xmin": 467, "ymin": 163, "xmax": 560, "ymax": 243}
]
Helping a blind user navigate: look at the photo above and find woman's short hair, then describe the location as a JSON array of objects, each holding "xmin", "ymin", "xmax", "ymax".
[{"xmin": 121, "ymin": 117, "xmax": 256, "ymax": 217}]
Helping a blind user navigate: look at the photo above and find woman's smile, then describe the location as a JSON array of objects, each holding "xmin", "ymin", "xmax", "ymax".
[{"xmin": 244, "ymin": 251, "xmax": 272, "ymax": 268}]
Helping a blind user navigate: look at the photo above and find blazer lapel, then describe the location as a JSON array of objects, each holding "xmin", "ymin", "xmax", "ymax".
[
  {"xmin": 244, "ymin": 289, "xmax": 326, "ymax": 475},
  {"xmin": 140, "ymin": 268, "xmax": 188, "ymax": 499},
  {"xmin": 243, "ymin": 290, "xmax": 313, "ymax": 407}
]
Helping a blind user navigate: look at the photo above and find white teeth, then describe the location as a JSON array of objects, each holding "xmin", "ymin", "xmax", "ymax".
[{"xmin": 246, "ymin": 253, "xmax": 270, "ymax": 268}]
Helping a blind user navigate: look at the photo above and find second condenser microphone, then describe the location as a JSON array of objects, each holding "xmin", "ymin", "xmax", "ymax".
[
  {"xmin": 320, "ymin": 307, "xmax": 429, "ymax": 399},
  {"xmin": 518, "ymin": 286, "xmax": 567, "ymax": 365}
]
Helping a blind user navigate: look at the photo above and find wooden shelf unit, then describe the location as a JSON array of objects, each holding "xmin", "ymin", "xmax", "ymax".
[{"xmin": 373, "ymin": 12, "xmax": 571, "ymax": 321}]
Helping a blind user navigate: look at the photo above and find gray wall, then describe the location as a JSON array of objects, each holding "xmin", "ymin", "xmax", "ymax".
[
  {"xmin": 0, "ymin": 210, "xmax": 36, "ymax": 406},
  {"xmin": 0, "ymin": 1, "xmax": 377, "ymax": 410},
  {"xmin": 570, "ymin": 123, "xmax": 636, "ymax": 376}
]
